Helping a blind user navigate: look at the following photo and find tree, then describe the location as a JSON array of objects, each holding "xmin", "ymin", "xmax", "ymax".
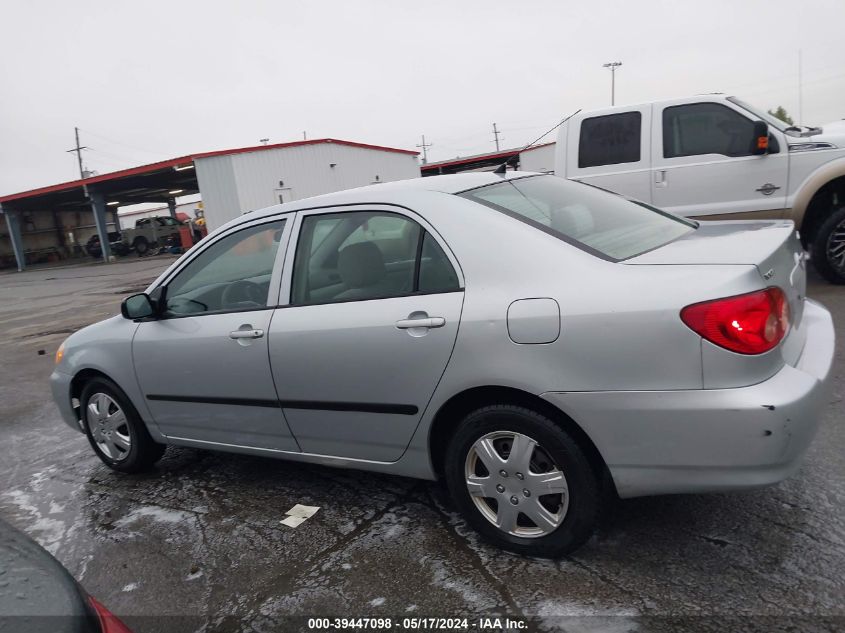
[{"xmin": 768, "ymin": 106, "xmax": 794, "ymax": 126}]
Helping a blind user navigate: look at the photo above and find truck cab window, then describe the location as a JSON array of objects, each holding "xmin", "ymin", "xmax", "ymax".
[
  {"xmin": 578, "ymin": 111, "xmax": 641, "ymax": 168},
  {"xmin": 663, "ymin": 103, "xmax": 755, "ymax": 159}
]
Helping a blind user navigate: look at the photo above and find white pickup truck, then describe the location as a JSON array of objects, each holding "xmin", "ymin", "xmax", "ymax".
[{"xmin": 554, "ymin": 94, "xmax": 845, "ymax": 282}]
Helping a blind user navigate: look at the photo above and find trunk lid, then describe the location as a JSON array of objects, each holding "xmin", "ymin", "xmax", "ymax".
[{"xmin": 628, "ymin": 219, "xmax": 807, "ymax": 345}]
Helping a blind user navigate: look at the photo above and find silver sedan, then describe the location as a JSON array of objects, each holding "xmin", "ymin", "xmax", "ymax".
[{"xmin": 51, "ymin": 172, "xmax": 835, "ymax": 557}]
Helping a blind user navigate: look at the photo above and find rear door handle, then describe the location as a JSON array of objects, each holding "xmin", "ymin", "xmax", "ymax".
[
  {"xmin": 654, "ymin": 170, "xmax": 667, "ymax": 187},
  {"xmin": 395, "ymin": 317, "xmax": 445, "ymax": 329},
  {"xmin": 229, "ymin": 329, "xmax": 264, "ymax": 339}
]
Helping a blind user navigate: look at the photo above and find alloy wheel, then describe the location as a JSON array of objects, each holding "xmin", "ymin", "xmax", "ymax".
[
  {"xmin": 87, "ymin": 393, "xmax": 131, "ymax": 461},
  {"xmin": 464, "ymin": 430, "xmax": 569, "ymax": 538},
  {"xmin": 826, "ymin": 218, "xmax": 845, "ymax": 272}
]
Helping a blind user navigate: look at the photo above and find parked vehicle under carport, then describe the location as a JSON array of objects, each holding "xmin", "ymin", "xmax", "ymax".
[
  {"xmin": 85, "ymin": 232, "xmax": 130, "ymax": 259},
  {"xmin": 121, "ymin": 216, "xmax": 185, "ymax": 256}
]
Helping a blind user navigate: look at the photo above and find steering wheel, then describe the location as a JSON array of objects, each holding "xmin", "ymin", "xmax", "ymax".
[{"xmin": 221, "ymin": 280, "xmax": 265, "ymax": 308}]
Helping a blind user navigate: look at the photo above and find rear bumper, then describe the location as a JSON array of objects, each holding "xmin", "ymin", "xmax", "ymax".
[{"xmin": 542, "ymin": 299, "xmax": 835, "ymax": 498}]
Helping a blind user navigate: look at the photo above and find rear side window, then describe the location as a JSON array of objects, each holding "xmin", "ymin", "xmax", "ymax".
[
  {"xmin": 459, "ymin": 175, "xmax": 694, "ymax": 261},
  {"xmin": 419, "ymin": 233, "xmax": 460, "ymax": 293},
  {"xmin": 578, "ymin": 111, "xmax": 641, "ymax": 168},
  {"xmin": 663, "ymin": 103, "xmax": 755, "ymax": 158},
  {"xmin": 291, "ymin": 211, "xmax": 460, "ymax": 305}
]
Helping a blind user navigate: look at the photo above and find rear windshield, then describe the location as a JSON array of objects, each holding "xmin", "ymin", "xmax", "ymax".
[{"xmin": 458, "ymin": 175, "xmax": 695, "ymax": 261}]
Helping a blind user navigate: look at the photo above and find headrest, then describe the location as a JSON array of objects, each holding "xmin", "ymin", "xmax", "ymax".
[{"xmin": 338, "ymin": 241, "xmax": 386, "ymax": 289}]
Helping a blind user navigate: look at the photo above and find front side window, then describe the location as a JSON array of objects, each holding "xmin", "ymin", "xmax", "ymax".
[
  {"xmin": 578, "ymin": 111, "xmax": 641, "ymax": 168},
  {"xmin": 460, "ymin": 175, "xmax": 694, "ymax": 261},
  {"xmin": 164, "ymin": 220, "xmax": 285, "ymax": 315},
  {"xmin": 663, "ymin": 103, "xmax": 755, "ymax": 158},
  {"xmin": 291, "ymin": 211, "xmax": 459, "ymax": 305}
]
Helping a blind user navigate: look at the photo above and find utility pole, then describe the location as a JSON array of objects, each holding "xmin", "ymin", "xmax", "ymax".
[
  {"xmin": 602, "ymin": 61, "xmax": 622, "ymax": 106},
  {"xmin": 798, "ymin": 49, "xmax": 803, "ymax": 127},
  {"xmin": 66, "ymin": 127, "xmax": 88, "ymax": 179},
  {"xmin": 492, "ymin": 123, "xmax": 502, "ymax": 152},
  {"xmin": 303, "ymin": 131, "xmax": 307, "ymax": 141},
  {"xmin": 416, "ymin": 134, "xmax": 432, "ymax": 165}
]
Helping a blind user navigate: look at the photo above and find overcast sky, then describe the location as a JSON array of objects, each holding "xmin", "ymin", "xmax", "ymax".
[{"xmin": 1, "ymin": 0, "xmax": 843, "ymax": 195}]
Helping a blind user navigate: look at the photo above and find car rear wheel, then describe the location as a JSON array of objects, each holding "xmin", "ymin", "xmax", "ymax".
[
  {"xmin": 80, "ymin": 377, "xmax": 165, "ymax": 473},
  {"xmin": 444, "ymin": 405, "xmax": 599, "ymax": 557},
  {"xmin": 811, "ymin": 206, "xmax": 845, "ymax": 284}
]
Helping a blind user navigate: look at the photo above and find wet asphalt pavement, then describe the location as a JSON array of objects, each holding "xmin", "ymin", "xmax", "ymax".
[{"xmin": 0, "ymin": 257, "xmax": 843, "ymax": 633}]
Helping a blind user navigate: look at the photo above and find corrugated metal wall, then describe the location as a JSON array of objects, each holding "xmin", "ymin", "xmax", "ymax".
[
  {"xmin": 519, "ymin": 144, "xmax": 556, "ymax": 173},
  {"xmin": 194, "ymin": 154, "xmax": 242, "ymax": 231},
  {"xmin": 195, "ymin": 143, "xmax": 419, "ymax": 230}
]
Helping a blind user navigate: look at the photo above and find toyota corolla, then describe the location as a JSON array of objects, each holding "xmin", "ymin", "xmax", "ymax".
[{"xmin": 51, "ymin": 172, "xmax": 834, "ymax": 557}]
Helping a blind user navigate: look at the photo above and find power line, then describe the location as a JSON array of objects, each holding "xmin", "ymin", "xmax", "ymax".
[
  {"xmin": 77, "ymin": 128, "xmax": 170, "ymax": 158},
  {"xmin": 88, "ymin": 147, "xmax": 146, "ymax": 166}
]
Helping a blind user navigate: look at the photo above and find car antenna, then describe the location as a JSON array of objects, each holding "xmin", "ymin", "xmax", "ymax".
[{"xmin": 493, "ymin": 108, "xmax": 581, "ymax": 175}]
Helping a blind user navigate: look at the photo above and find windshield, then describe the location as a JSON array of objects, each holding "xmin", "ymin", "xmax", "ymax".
[
  {"xmin": 727, "ymin": 96, "xmax": 790, "ymax": 133},
  {"xmin": 459, "ymin": 175, "xmax": 695, "ymax": 261}
]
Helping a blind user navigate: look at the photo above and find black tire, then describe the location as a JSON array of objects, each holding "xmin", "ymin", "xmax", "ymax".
[
  {"xmin": 80, "ymin": 377, "xmax": 165, "ymax": 473},
  {"xmin": 810, "ymin": 206, "xmax": 845, "ymax": 284},
  {"xmin": 444, "ymin": 405, "xmax": 599, "ymax": 558},
  {"xmin": 133, "ymin": 237, "xmax": 149, "ymax": 256}
]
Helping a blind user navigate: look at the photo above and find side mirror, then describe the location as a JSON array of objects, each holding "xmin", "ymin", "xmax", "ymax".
[
  {"xmin": 121, "ymin": 293, "xmax": 155, "ymax": 320},
  {"xmin": 751, "ymin": 120, "xmax": 769, "ymax": 155}
]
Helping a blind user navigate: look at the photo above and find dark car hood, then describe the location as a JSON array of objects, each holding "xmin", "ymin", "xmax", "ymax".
[{"xmin": 0, "ymin": 517, "xmax": 96, "ymax": 631}]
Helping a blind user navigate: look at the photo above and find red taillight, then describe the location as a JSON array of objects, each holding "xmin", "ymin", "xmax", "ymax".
[
  {"xmin": 681, "ymin": 287, "xmax": 790, "ymax": 355},
  {"xmin": 89, "ymin": 596, "xmax": 134, "ymax": 633}
]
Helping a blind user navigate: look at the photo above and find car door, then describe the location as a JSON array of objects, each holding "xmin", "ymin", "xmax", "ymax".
[
  {"xmin": 268, "ymin": 206, "xmax": 464, "ymax": 462},
  {"xmin": 132, "ymin": 216, "xmax": 300, "ymax": 451},
  {"xmin": 651, "ymin": 101, "xmax": 788, "ymax": 218}
]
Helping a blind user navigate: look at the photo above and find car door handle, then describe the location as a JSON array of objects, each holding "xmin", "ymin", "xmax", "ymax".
[
  {"xmin": 229, "ymin": 329, "xmax": 264, "ymax": 339},
  {"xmin": 654, "ymin": 170, "xmax": 667, "ymax": 187},
  {"xmin": 395, "ymin": 317, "xmax": 445, "ymax": 329}
]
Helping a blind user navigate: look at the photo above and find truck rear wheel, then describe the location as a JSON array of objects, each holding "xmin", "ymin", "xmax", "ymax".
[
  {"xmin": 133, "ymin": 236, "xmax": 149, "ymax": 256},
  {"xmin": 811, "ymin": 206, "xmax": 845, "ymax": 284}
]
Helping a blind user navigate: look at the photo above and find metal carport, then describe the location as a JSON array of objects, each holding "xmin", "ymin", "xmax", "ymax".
[{"xmin": 0, "ymin": 155, "xmax": 200, "ymax": 271}]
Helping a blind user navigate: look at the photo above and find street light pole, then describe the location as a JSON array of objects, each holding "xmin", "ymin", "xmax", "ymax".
[{"xmin": 602, "ymin": 62, "xmax": 622, "ymax": 106}]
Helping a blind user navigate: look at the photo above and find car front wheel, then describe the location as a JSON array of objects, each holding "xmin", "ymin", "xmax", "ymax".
[
  {"xmin": 444, "ymin": 405, "xmax": 599, "ymax": 557},
  {"xmin": 80, "ymin": 377, "xmax": 165, "ymax": 473}
]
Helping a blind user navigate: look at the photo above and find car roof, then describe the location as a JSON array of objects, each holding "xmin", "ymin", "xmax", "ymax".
[{"xmin": 244, "ymin": 171, "xmax": 541, "ymax": 222}]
